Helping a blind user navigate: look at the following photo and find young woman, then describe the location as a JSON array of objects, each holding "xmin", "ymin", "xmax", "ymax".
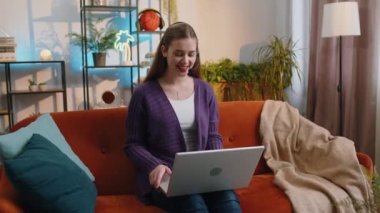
[{"xmin": 124, "ymin": 22, "xmax": 242, "ymax": 213}]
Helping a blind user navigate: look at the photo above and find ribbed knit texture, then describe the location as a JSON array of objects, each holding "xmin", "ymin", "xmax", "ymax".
[{"xmin": 124, "ymin": 78, "xmax": 223, "ymax": 201}]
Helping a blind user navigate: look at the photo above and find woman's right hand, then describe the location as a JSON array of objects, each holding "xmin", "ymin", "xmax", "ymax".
[{"xmin": 149, "ymin": 164, "xmax": 172, "ymax": 189}]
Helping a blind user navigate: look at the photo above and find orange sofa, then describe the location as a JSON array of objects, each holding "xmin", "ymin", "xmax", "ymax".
[{"xmin": 0, "ymin": 101, "xmax": 373, "ymax": 212}]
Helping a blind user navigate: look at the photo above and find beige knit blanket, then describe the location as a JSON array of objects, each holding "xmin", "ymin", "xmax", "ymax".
[{"xmin": 260, "ymin": 100, "xmax": 373, "ymax": 213}]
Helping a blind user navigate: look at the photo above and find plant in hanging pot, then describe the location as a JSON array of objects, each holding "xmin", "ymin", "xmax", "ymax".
[{"xmin": 68, "ymin": 18, "xmax": 118, "ymax": 67}]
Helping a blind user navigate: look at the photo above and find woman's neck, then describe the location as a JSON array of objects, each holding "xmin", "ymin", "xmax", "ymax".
[
  {"xmin": 158, "ymin": 74, "xmax": 194, "ymax": 100},
  {"xmin": 160, "ymin": 73, "xmax": 190, "ymax": 86}
]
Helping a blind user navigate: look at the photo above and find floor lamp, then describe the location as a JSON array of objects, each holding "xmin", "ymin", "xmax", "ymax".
[{"xmin": 321, "ymin": 1, "xmax": 361, "ymax": 135}]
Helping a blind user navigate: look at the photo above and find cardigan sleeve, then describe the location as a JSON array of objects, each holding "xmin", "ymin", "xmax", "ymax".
[
  {"xmin": 205, "ymin": 84, "xmax": 223, "ymax": 150},
  {"xmin": 124, "ymin": 87, "xmax": 164, "ymax": 174}
]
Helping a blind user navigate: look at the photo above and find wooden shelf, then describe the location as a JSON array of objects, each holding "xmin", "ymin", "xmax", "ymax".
[
  {"xmin": 0, "ymin": 60, "xmax": 67, "ymax": 129},
  {"xmin": 9, "ymin": 89, "xmax": 65, "ymax": 95},
  {"xmin": 83, "ymin": 5, "xmax": 137, "ymax": 12},
  {"xmin": 86, "ymin": 65, "xmax": 140, "ymax": 69},
  {"xmin": 0, "ymin": 109, "xmax": 8, "ymax": 115},
  {"xmin": 79, "ymin": 0, "xmax": 166, "ymax": 109},
  {"xmin": 0, "ymin": 60, "xmax": 64, "ymax": 64},
  {"xmin": 132, "ymin": 31, "xmax": 165, "ymax": 35}
]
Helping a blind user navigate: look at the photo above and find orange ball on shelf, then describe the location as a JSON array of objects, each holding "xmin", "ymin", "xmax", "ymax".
[{"xmin": 138, "ymin": 9, "xmax": 164, "ymax": 32}]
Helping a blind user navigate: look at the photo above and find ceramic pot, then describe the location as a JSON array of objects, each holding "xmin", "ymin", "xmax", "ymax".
[
  {"xmin": 39, "ymin": 84, "xmax": 47, "ymax": 91},
  {"xmin": 29, "ymin": 85, "xmax": 38, "ymax": 92},
  {"xmin": 92, "ymin": 0, "xmax": 107, "ymax": 6},
  {"xmin": 93, "ymin": 52, "xmax": 106, "ymax": 67}
]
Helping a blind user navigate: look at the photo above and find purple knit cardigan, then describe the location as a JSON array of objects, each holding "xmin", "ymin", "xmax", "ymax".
[{"xmin": 124, "ymin": 78, "xmax": 223, "ymax": 201}]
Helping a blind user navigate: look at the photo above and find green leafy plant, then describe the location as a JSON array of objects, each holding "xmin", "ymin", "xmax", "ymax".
[
  {"xmin": 67, "ymin": 18, "xmax": 117, "ymax": 53},
  {"xmin": 256, "ymin": 36, "xmax": 301, "ymax": 100},
  {"xmin": 371, "ymin": 169, "xmax": 380, "ymax": 212},
  {"xmin": 201, "ymin": 58, "xmax": 261, "ymax": 101},
  {"xmin": 38, "ymin": 81, "xmax": 47, "ymax": 91},
  {"xmin": 201, "ymin": 36, "xmax": 300, "ymax": 101},
  {"xmin": 28, "ymin": 79, "xmax": 37, "ymax": 86}
]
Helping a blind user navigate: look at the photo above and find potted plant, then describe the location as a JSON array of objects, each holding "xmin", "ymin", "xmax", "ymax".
[
  {"xmin": 38, "ymin": 82, "xmax": 47, "ymax": 91},
  {"xmin": 201, "ymin": 59, "xmax": 261, "ymax": 101},
  {"xmin": 28, "ymin": 79, "xmax": 38, "ymax": 92},
  {"xmin": 255, "ymin": 36, "xmax": 301, "ymax": 100},
  {"xmin": 68, "ymin": 18, "xmax": 118, "ymax": 67}
]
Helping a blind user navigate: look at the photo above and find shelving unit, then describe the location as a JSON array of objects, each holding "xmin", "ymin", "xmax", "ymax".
[
  {"xmin": 0, "ymin": 60, "xmax": 67, "ymax": 130},
  {"xmin": 79, "ymin": 0, "xmax": 170, "ymax": 110},
  {"xmin": 79, "ymin": 0, "xmax": 139, "ymax": 110}
]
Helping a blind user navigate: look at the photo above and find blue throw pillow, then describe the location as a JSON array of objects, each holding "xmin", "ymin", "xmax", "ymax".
[
  {"xmin": 0, "ymin": 114, "xmax": 94, "ymax": 181},
  {"xmin": 27, "ymin": 113, "xmax": 95, "ymax": 181},
  {"xmin": 0, "ymin": 127, "xmax": 33, "ymax": 161},
  {"xmin": 4, "ymin": 134, "xmax": 97, "ymax": 213}
]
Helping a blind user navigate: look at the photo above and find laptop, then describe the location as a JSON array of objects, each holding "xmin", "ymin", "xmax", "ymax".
[{"xmin": 159, "ymin": 146, "xmax": 265, "ymax": 197}]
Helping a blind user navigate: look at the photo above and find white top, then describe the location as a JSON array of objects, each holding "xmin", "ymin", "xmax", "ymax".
[{"xmin": 169, "ymin": 93, "xmax": 197, "ymax": 151}]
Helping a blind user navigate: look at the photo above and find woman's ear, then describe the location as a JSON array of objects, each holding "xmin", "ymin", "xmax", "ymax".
[{"xmin": 161, "ymin": 45, "xmax": 168, "ymax": 57}]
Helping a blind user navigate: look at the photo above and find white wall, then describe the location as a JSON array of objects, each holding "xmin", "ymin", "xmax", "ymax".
[
  {"xmin": 177, "ymin": 0, "xmax": 290, "ymax": 63},
  {"xmin": 0, "ymin": 0, "xmax": 295, "ymax": 126},
  {"xmin": 177, "ymin": 0, "xmax": 308, "ymax": 114}
]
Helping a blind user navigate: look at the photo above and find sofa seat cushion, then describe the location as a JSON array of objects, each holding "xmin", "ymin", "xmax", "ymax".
[
  {"xmin": 96, "ymin": 195, "xmax": 165, "ymax": 213},
  {"xmin": 94, "ymin": 175, "xmax": 292, "ymax": 213},
  {"xmin": 236, "ymin": 174, "xmax": 292, "ymax": 213}
]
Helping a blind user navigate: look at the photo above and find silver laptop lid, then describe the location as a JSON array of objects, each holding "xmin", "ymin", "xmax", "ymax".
[{"xmin": 161, "ymin": 146, "xmax": 264, "ymax": 197}]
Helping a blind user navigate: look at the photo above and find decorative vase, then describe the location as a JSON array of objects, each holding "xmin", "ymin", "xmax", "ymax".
[
  {"xmin": 39, "ymin": 84, "xmax": 47, "ymax": 91},
  {"xmin": 93, "ymin": 52, "xmax": 106, "ymax": 67},
  {"xmin": 29, "ymin": 85, "xmax": 38, "ymax": 92},
  {"xmin": 119, "ymin": 0, "xmax": 129, "ymax": 6},
  {"xmin": 39, "ymin": 49, "xmax": 53, "ymax": 61},
  {"xmin": 92, "ymin": 0, "xmax": 107, "ymax": 6}
]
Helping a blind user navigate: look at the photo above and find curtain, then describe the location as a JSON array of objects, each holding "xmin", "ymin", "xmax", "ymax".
[{"xmin": 307, "ymin": 0, "xmax": 378, "ymax": 159}]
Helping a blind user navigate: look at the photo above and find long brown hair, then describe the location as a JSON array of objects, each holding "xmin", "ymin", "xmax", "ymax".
[{"xmin": 144, "ymin": 22, "xmax": 201, "ymax": 82}]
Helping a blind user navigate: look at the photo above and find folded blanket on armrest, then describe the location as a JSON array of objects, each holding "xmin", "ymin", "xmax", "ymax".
[{"xmin": 259, "ymin": 100, "xmax": 373, "ymax": 213}]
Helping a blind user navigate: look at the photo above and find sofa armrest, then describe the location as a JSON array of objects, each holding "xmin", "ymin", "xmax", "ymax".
[
  {"xmin": 0, "ymin": 197, "xmax": 22, "ymax": 213},
  {"xmin": 0, "ymin": 167, "xmax": 22, "ymax": 212},
  {"xmin": 357, "ymin": 152, "xmax": 373, "ymax": 177}
]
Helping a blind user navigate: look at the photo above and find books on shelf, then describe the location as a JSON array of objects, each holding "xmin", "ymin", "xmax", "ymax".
[
  {"xmin": 0, "ymin": 29, "xmax": 16, "ymax": 62},
  {"xmin": 0, "ymin": 37, "xmax": 16, "ymax": 62}
]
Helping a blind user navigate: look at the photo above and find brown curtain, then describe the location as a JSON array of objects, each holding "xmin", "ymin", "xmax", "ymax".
[{"xmin": 307, "ymin": 0, "xmax": 378, "ymax": 159}]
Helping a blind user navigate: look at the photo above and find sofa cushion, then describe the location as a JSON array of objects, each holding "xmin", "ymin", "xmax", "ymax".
[
  {"xmin": 96, "ymin": 195, "xmax": 164, "ymax": 213},
  {"xmin": 236, "ymin": 174, "xmax": 292, "ymax": 213},
  {"xmin": 0, "ymin": 114, "xmax": 94, "ymax": 181},
  {"xmin": 3, "ymin": 134, "xmax": 97, "ymax": 213},
  {"xmin": 27, "ymin": 113, "xmax": 95, "ymax": 181},
  {"xmin": 0, "ymin": 127, "xmax": 33, "ymax": 161}
]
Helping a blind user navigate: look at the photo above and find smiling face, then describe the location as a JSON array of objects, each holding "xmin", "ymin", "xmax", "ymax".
[
  {"xmin": 161, "ymin": 37, "xmax": 198, "ymax": 78},
  {"xmin": 143, "ymin": 22, "xmax": 202, "ymax": 82}
]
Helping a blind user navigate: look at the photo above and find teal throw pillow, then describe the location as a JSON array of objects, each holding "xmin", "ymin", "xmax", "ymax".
[
  {"xmin": 4, "ymin": 134, "xmax": 97, "ymax": 213},
  {"xmin": 26, "ymin": 113, "xmax": 95, "ymax": 181},
  {"xmin": 0, "ymin": 127, "xmax": 33, "ymax": 161}
]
